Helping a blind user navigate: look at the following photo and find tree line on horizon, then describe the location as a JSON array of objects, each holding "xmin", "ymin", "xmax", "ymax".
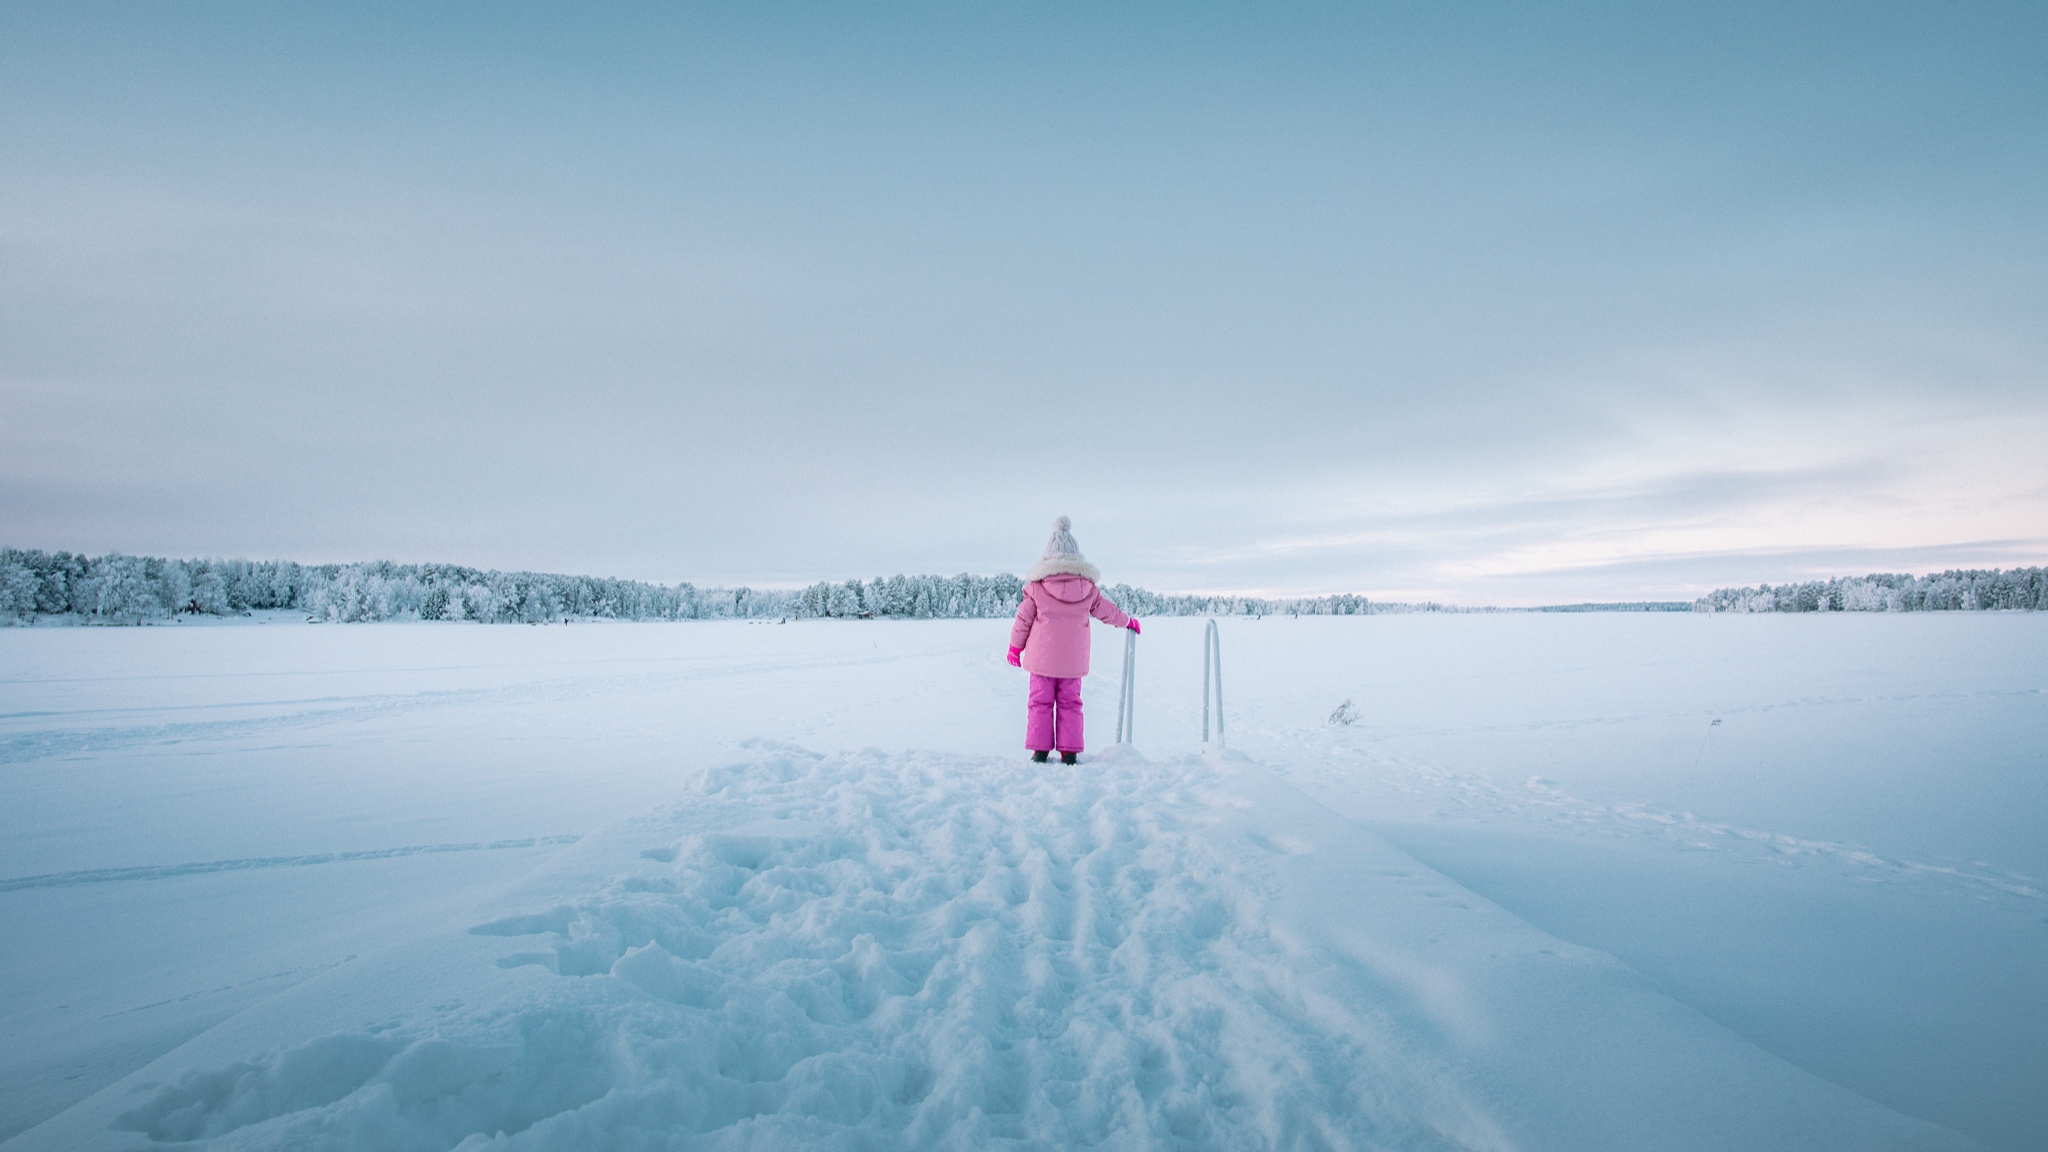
[
  {"xmin": 0, "ymin": 549, "xmax": 1377, "ymax": 625},
  {"xmin": 1691, "ymin": 568, "xmax": 2048, "ymax": 613},
  {"xmin": 2, "ymin": 548, "xmax": 2041, "ymax": 624}
]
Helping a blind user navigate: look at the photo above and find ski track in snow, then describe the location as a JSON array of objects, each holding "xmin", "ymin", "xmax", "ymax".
[
  {"xmin": 0, "ymin": 838, "xmax": 584, "ymax": 893},
  {"xmin": 0, "ymin": 650, "xmax": 934, "ymax": 766},
  {"xmin": 1270, "ymin": 740, "xmax": 2047, "ymax": 904},
  {"xmin": 104, "ymin": 746, "xmax": 1496, "ymax": 1152}
]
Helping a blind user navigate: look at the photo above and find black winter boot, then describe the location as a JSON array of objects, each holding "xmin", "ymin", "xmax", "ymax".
[
  {"xmin": 1031, "ymin": 750, "xmax": 1049, "ymax": 763},
  {"xmin": 1061, "ymin": 751, "xmax": 1079, "ymax": 765}
]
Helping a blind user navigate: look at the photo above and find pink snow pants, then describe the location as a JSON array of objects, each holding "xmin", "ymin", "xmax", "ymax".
[{"xmin": 1026, "ymin": 674, "xmax": 1083, "ymax": 753}]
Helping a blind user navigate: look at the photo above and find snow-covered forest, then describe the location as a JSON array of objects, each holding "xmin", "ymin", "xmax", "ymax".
[
  {"xmin": 0, "ymin": 550, "xmax": 1381, "ymax": 626},
  {"xmin": 5, "ymin": 549, "xmax": 2043, "ymax": 625},
  {"xmin": 1694, "ymin": 568, "xmax": 2048, "ymax": 613}
]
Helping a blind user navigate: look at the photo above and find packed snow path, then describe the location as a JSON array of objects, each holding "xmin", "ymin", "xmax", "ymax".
[{"xmin": 21, "ymin": 745, "xmax": 1960, "ymax": 1151}]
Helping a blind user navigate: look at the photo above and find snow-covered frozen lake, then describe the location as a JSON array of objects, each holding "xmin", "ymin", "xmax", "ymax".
[{"xmin": 2, "ymin": 614, "xmax": 2042, "ymax": 1150}]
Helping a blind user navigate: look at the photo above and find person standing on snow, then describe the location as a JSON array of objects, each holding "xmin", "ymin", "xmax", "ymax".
[{"xmin": 1008, "ymin": 516, "xmax": 1140, "ymax": 763}]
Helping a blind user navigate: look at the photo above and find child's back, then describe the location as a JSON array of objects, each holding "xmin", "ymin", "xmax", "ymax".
[
  {"xmin": 1012, "ymin": 572, "xmax": 1129, "ymax": 678},
  {"xmin": 1007, "ymin": 518, "xmax": 1139, "ymax": 762}
]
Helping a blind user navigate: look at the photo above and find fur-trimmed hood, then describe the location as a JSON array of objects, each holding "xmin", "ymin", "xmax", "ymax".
[{"xmin": 1026, "ymin": 555, "xmax": 1101, "ymax": 584}]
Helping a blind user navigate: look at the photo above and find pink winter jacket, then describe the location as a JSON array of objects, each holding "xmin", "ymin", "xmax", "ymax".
[{"xmin": 1010, "ymin": 575, "xmax": 1130, "ymax": 679}]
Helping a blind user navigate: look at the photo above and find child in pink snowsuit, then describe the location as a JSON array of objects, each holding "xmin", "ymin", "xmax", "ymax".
[{"xmin": 1008, "ymin": 516, "xmax": 1140, "ymax": 764}]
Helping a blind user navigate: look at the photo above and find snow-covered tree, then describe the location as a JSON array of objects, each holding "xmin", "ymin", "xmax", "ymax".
[{"xmin": 0, "ymin": 560, "xmax": 38, "ymax": 622}]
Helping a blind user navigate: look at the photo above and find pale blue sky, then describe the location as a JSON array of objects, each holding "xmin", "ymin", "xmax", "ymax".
[{"xmin": 3, "ymin": 2, "xmax": 2043, "ymax": 602}]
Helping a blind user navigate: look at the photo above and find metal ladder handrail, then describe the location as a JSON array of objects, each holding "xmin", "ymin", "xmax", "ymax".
[
  {"xmin": 1115, "ymin": 627, "xmax": 1137, "ymax": 744},
  {"xmin": 1203, "ymin": 618, "xmax": 1225, "ymax": 749}
]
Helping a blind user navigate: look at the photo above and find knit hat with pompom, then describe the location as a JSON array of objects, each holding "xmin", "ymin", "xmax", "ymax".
[{"xmin": 1027, "ymin": 516, "xmax": 1101, "ymax": 583}]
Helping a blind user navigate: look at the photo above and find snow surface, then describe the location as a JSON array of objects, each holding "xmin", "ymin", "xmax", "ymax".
[{"xmin": 2, "ymin": 614, "xmax": 2042, "ymax": 1150}]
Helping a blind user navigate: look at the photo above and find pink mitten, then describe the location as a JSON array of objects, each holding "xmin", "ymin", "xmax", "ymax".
[
  {"xmin": 1007, "ymin": 646, "xmax": 1022, "ymax": 666},
  {"xmin": 1127, "ymin": 619, "xmax": 1142, "ymax": 635}
]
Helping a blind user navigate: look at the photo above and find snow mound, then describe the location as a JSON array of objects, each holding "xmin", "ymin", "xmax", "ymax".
[{"xmin": 101, "ymin": 747, "xmax": 1489, "ymax": 1150}]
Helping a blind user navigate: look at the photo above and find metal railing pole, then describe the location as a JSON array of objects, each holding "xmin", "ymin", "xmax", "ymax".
[
  {"xmin": 1202, "ymin": 621, "xmax": 1211, "ymax": 742},
  {"xmin": 1115, "ymin": 627, "xmax": 1137, "ymax": 744},
  {"xmin": 1203, "ymin": 618, "xmax": 1225, "ymax": 749}
]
